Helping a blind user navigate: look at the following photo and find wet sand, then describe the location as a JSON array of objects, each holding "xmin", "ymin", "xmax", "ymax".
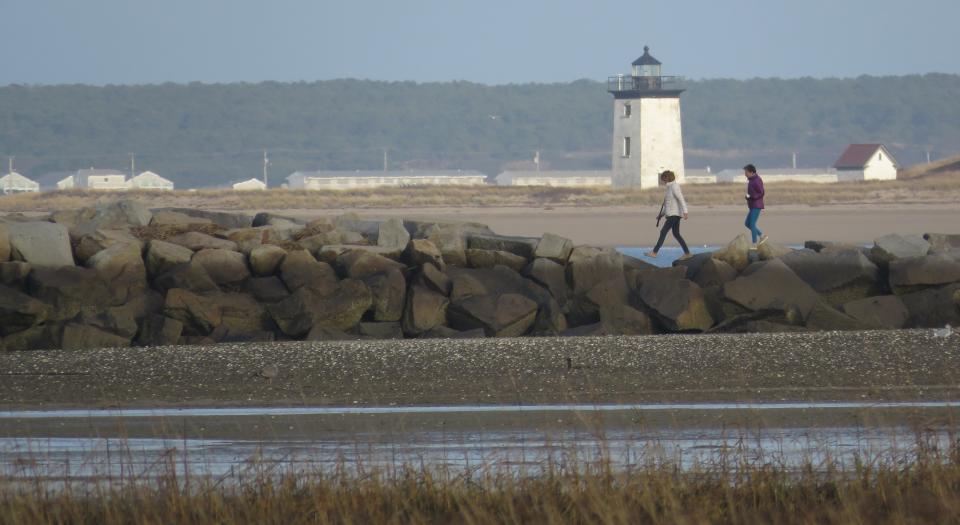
[
  {"xmin": 260, "ymin": 203, "xmax": 960, "ymax": 246},
  {"xmin": 2, "ymin": 330, "xmax": 958, "ymax": 412}
]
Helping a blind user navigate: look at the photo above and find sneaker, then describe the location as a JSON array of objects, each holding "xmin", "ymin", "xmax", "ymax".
[
  {"xmin": 644, "ymin": 251, "xmax": 658, "ymax": 258},
  {"xmin": 758, "ymin": 235, "xmax": 769, "ymax": 246},
  {"xmin": 677, "ymin": 253, "xmax": 694, "ymax": 261}
]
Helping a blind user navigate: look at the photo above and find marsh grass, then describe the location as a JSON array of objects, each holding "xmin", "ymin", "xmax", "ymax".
[
  {"xmin": 2, "ymin": 432, "xmax": 960, "ymax": 524},
  {"xmin": 2, "ymin": 169, "xmax": 960, "ymax": 214}
]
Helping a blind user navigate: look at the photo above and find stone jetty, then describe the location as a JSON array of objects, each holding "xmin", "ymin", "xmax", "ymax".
[{"xmin": 0, "ymin": 200, "xmax": 959, "ymax": 351}]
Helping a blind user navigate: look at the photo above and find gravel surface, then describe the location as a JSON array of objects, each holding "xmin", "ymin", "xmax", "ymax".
[{"xmin": 1, "ymin": 330, "xmax": 958, "ymax": 410}]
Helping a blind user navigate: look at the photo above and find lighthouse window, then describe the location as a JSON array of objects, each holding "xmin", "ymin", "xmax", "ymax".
[
  {"xmin": 623, "ymin": 104, "xmax": 632, "ymax": 117},
  {"xmin": 623, "ymin": 137, "xmax": 631, "ymax": 158}
]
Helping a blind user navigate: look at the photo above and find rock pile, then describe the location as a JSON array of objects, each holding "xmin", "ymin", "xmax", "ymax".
[{"xmin": 1, "ymin": 201, "xmax": 959, "ymax": 350}]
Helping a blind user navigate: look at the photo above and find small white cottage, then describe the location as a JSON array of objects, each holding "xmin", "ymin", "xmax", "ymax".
[
  {"xmin": 0, "ymin": 172, "xmax": 40, "ymax": 194},
  {"xmin": 833, "ymin": 144, "xmax": 898, "ymax": 181},
  {"xmin": 232, "ymin": 178, "xmax": 267, "ymax": 191},
  {"xmin": 128, "ymin": 171, "xmax": 174, "ymax": 190}
]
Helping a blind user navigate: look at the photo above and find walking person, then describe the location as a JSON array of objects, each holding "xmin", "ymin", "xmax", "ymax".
[
  {"xmin": 743, "ymin": 163, "xmax": 768, "ymax": 247},
  {"xmin": 645, "ymin": 170, "xmax": 692, "ymax": 260}
]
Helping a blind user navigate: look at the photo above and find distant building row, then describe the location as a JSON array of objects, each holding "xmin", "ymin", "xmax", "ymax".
[
  {"xmin": 54, "ymin": 169, "xmax": 175, "ymax": 191},
  {"xmin": 0, "ymin": 144, "xmax": 899, "ymax": 194}
]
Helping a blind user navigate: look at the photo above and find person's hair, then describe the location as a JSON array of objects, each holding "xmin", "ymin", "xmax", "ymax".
[
  {"xmin": 659, "ymin": 170, "xmax": 676, "ymax": 182},
  {"xmin": 743, "ymin": 164, "xmax": 757, "ymax": 174}
]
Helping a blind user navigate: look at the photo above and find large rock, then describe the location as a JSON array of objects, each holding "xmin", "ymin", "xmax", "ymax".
[
  {"xmin": 363, "ymin": 268, "xmax": 406, "ymax": 322},
  {"xmin": 712, "ymin": 233, "xmax": 752, "ymax": 271},
  {"xmin": 405, "ymin": 239, "xmax": 445, "ymax": 269},
  {"xmin": 153, "ymin": 260, "xmax": 219, "ymax": 294},
  {"xmin": 0, "ymin": 284, "xmax": 51, "ymax": 336},
  {"xmin": 803, "ymin": 301, "xmax": 872, "ymax": 331},
  {"xmin": 193, "ymin": 248, "xmax": 251, "ymax": 287},
  {"xmin": 26, "ymin": 266, "xmax": 113, "ymax": 320},
  {"xmin": 924, "ymin": 233, "xmax": 960, "ymax": 254},
  {"xmin": 0, "ymin": 323, "xmax": 62, "ymax": 352},
  {"xmin": 74, "ymin": 229, "xmax": 142, "ymax": 263},
  {"xmin": 524, "ymin": 258, "xmax": 568, "ymax": 306},
  {"xmin": 136, "ymin": 315, "xmax": 184, "ymax": 346},
  {"xmin": 426, "ymin": 225, "xmax": 468, "ymax": 267},
  {"xmin": 378, "ymin": 217, "xmax": 410, "ymax": 248},
  {"xmin": 466, "ymin": 249, "xmax": 527, "ymax": 272},
  {"xmin": 639, "ymin": 278, "xmax": 714, "ymax": 332},
  {"xmin": 358, "ymin": 322, "xmax": 404, "ymax": 339},
  {"xmin": 61, "ymin": 323, "xmax": 131, "ymax": 350},
  {"xmin": 71, "ymin": 200, "xmax": 152, "ymax": 238},
  {"xmin": 268, "ymin": 280, "xmax": 372, "ymax": 336},
  {"xmin": 154, "ymin": 208, "xmax": 252, "ymax": 229},
  {"xmin": 466, "ymin": 234, "xmax": 537, "ymax": 259},
  {"xmin": 223, "ymin": 226, "xmax": 293, "ymax": 254},
  {"xmin": 77, "ymin": 307, "xmax": 139, "ymax": 340},
  {"xmin": 567, "ymin": 275, "xmax": 630, "ymax": 327},
  {"xmin": 401, "ymin": 285, "xmax": 449, "ymax": 336},
  {"xmin": 333, "ymin": 213, "xmax": 380, "ymax": 237},
  {"xmin": 780, "ymin": 250, "xmax": 881, "ymax": 304},
  {"xmin": 888, "ymin": 254, "xmax": 960, "ymax": 293},
  {"xmin": 842, "ymin": 295, "xmax": 909, "ymax": 329},
  {"xmin": 315, "ymin": 244, "xmax": 404, "ymax": 264},
  {"xmin": 6, "ymin": 222, "xmax": 75, "ymax": 267},
  {"xmin": 337, "ymin": 249, "xmax": 406, "ymax": 279},
  {"xmin": 757, "ymin": 241, "xmax": 794, "ymax": 261},
  {"xmin": 566, "ymin": 246, "xmax": 624, "ymax": 295},
  {"xmin": 249, "ymin": 245, "xmax": 287, "ymax": 277},
  {"xmin": 693, "ymin": 258, "xmax": 738, "ymax": 288},
  {"xmin": 871, "ymin": 234, "xmax": 930, "ymax": 266},
  {"xmin": 85, "ymin": 242, "xmax": 148, "ymax": 303},
  {"xmin": 416, "ymin": 263, "xmax": 451, "ymax": 295},
  {"xmin": 150, "ymin": 210, "xmax": 214, "ymax": 227},
  {"xmin": 163, "ymin": 289, "xmax": 222, "ymax": 335},
  {"xmin": 0, "ymin": 223, "xmax": 9, "ymax": 262},
  {"xmin": 246, "ymin": 276, "xmax": 291, "ymax": 303},
  {"xmin": 166, "ymin": 231, "xmax": 238, "ymax": 252},
  {"xmin": 534, "ymin": 233, "xmax": 574, "ymax": 264},
  {"xmin": 145, "ymin": 240, "xmax": 194, "ymax": 277},
  {"xmin": 299, "ymin": 231, "xmax": 344, "ymax": 254},
  {"xmin": 252, "ymin": 212, "xmax": 304, "ymax": 229},
  {"xmin": 900, "ymin": 283, "xmax": 960, "ymax": 328},
  {"xmin": 278, "ymin": 250, "xmax": 338, "ymax": 294},
  {"xmin": 447, "ymin": 293, "xmax": 538, "ymax": 337},
  {"xmin": 632, "ymin": 265, "xmax": 688, "ymax": 291},
  {"xmin": 597, "ymin": 304, "xmax": 654, "ymax": 336},
  {"xmin": 722, "ymin": 259, "xmax": 820, "ymax": 321},
  {"xmin": 0, "ymin": 261, "xmax": 31, "ymax": 289},
  {"xmin": 447, "ymin": 265, "xmax": 564, "ymax": 334}
]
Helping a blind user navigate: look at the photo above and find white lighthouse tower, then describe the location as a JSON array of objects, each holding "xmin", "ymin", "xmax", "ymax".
[{"xmin": 608, "ymin": 46, "xmax": 685, "ymax": 188}]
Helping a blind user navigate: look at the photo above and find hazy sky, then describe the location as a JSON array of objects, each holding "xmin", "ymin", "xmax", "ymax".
[{"xmin": 3, "ymin": 0, "xmax": 959, "ymax": 85}]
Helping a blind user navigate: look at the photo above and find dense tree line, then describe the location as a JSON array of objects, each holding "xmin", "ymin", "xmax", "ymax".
[{"xmin": 0, "ymin": 75, "xmax": 957, "ymax": 187}]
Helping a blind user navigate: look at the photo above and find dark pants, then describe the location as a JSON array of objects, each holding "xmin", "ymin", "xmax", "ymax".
[{"xmin": 654, "ymin": 216, "xmax": 690, "ymax": 254}]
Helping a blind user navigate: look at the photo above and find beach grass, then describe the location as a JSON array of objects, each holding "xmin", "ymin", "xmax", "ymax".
[
  {"xmin": 1, "ymin": 169, "xmax": 959, "ymax": 214},
  {"xmin": 2, "ymin": 433, "xmax": 960, "ymax": 524}
]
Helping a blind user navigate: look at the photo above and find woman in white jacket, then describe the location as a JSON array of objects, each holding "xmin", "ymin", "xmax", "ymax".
[{"xmin": 645, "ymin": 170, "xmax": 692, "ymax": 260}]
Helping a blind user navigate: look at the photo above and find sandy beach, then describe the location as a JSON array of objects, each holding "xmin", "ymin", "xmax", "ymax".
[{"xmin": 262, "ymin": 203, "xmax": 960, "ymax": 247}]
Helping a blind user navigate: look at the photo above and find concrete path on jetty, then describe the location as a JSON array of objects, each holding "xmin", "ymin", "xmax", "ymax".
[{"xmin": 1, "ymin": 330, "xmax": 958, "ymax": 411}]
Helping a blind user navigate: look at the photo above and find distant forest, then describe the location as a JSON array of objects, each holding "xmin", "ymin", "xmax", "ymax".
[{"xmin": 1, "ymin": 74, "xmax": 958, "ymax": 188}]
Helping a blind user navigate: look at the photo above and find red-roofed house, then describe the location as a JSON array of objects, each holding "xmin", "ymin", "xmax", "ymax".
[{"xmin": 833, "ymin": 144, "xmax": 898, "ymax": 181}]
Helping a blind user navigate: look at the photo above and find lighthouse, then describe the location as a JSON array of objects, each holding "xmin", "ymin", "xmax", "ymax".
[{"xmin": 608, "ymin": 46, "xmax": 685, "ymax": 188}]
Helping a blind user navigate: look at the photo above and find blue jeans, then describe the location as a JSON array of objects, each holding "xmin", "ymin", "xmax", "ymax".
[{"xmin": 745, "ymin": 208, "xmax": 763, "ymax": 243}]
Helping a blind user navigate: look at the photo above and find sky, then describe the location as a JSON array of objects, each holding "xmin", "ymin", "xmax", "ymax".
[{"xmin": 2, "ymin": 0, "xmax": 959, "ymax": 85}]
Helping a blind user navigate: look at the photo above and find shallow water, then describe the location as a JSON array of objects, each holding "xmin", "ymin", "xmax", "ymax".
[{"xmin": 1, "ymin": 402, "xmax": 957, "ymax": 483}]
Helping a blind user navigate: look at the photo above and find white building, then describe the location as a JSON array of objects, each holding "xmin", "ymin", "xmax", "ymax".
[
  {"xmin": 495, "ymin": 170, "xmax": 612, "ymax": 187},
  {"xmin": 232, "ymin": 178, "xmax": 267, "ymax": 191},
  {"xmin": 57, "ymin": 168, "xmax": 128, "ymax": 190},
  {"xmin": 286, "ymin": 170, "xmax": 487, "ymax": 190},
  {"xmin": 128, "ymin": 170, "xmax": 174, "ymax": 190},
  {"xmin": 683, "ymin": 168, "xmax": 717, "ymax": 184},
  {"xmin": 0, "ymin": 172, "xmax": 40, "ymax": 194},
  {"xmin": 833, "ymin": 144, "xmax": 898, "ymax": 181},
  {"xmin": 715, "ymin": 168, "xmax": 838, "ymax": 184},
  {"xmin": 608, "ymin": 46, "xmax": 685, "ymax": 188}
]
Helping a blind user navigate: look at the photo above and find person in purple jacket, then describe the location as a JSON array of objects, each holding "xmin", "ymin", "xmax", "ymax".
[{"xmin": 743, "ymin": 164, "xmax": 768, "ymax": 246}]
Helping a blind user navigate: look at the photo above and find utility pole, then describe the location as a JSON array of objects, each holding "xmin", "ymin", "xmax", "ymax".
[
  {"xmin": 263, "ymin": 149, "xmax": 269, "ymax": 187},
  {"xmin": 534, "ymin": 150, "xmax": 541, "ymax": 171},
  {"xmin": 792, "ymin": 152, "xmax": 797, "ymax": 169},
  {"xmin": 7, "ymin": 156, "xmax": 12, "ymax": 174},
  {"xmin": 382, "ymin": 148, "xmax": 388, "ymax": 172},
  {"xmin": 927, "ymin": 149, "xmax": 932, "ymax": 164},
  {"xmin": 129, "ymin": 153, "xmax": 135, "ymax": 178}
]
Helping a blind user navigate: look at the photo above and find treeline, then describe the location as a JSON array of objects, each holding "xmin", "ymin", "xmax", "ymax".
[{"xmin": 1, "ymin": 75, "xmax": 958, "ymax": 187}]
